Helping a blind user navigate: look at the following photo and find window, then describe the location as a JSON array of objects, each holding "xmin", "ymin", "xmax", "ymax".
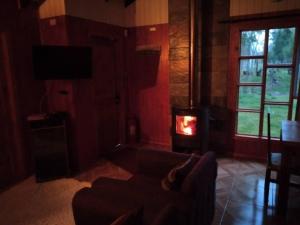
[{"xmin": 236, "ymin": 26, "xmax": 300, "ymax": 138}]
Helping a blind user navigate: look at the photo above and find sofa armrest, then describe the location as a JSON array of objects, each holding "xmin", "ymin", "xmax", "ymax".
[
  {"xmin": 72, "ymin": 187, "xmax": 141, "ymax": 225},
  {"xmin": 136, "ymin": 149, "xmax": 192, "ymax": 178},
  {"xmin": 180, "ymin": 151, "xmax": 217, "ymax": 225},
  {"xmin": 72, "ymin": 188, "xmax": 117, "ymax": 225}
]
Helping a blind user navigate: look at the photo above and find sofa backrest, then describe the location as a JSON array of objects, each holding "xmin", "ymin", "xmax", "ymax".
[
  {"xmin": 180, "ymin": 151, "xmax": 217, "ymax": 225},
  {"xmin": 181, "ymin": 151, "xmax": 217, "ymax": 195}
]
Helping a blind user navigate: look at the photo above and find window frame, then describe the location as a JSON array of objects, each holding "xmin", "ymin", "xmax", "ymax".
[{"xmin": 228, "ymin": 17, "xmax": 300, "ymax": 139}]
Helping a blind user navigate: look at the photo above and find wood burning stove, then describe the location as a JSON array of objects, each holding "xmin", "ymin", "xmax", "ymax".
[
  {"xmin": 172, "ymin": 107, "xmax": 208, "ymax": 153},
  {"xmin": 171, "ymin": 0, "xmax": 209, "ymax": 154}
]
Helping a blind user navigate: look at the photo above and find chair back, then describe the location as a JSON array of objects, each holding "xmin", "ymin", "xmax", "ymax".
[{"xmin": 267, "ymin": 113, "xmax": 272, "ymax": 164}]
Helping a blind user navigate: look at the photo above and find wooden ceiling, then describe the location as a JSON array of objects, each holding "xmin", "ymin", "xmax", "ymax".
[{"xmin": 20, "ymin": 0, "xmax": 135, "ymax": 8}]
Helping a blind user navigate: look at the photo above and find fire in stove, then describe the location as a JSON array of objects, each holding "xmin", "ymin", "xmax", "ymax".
[
  {"xmin": 172, "ymin": 107, "xmax": 208, "ymax": 153},
  {"xmin": 176, "ymin": 115, "xmax": 197, "ymax": 136}
]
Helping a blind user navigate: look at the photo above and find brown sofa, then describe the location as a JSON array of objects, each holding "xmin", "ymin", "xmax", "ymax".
[{"xmin": 72, "ymin": 149, "xmax": 217, "ymax": 225}]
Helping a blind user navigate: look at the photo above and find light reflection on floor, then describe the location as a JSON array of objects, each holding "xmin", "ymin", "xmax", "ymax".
[{"xmin": 214, "ymin": 158, "xmax": 300, "ymax": 225}]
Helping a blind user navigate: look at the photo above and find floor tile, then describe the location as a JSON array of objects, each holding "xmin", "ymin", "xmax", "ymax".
[{"xmin": 217, "ymin": 158, "xmax": 300, "ymax": 225}]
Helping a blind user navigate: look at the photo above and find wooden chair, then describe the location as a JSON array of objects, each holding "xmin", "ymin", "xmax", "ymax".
[
  {"xmin": 264, "ymin": 113, "xmax": 282, "ymax": 206},
  {"xmin": 264, "ymin": 113, "xmax": 300, "ymax": 206},
  {"xmin": 287, "ymin": 153, "xmax": 300, "ymax": 188}
]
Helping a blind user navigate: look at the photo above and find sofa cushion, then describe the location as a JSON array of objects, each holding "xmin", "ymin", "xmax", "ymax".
[
  {"xmin": 110, "ymin": 206, "xmax": 143, "ymax": 225},
  {"xmin": 128, "ymin": 174, "xmax": 162, "ymax": 190},
  {"xmin": 161, "ymin": 154, "xmax": 199, "ymax": 191}
]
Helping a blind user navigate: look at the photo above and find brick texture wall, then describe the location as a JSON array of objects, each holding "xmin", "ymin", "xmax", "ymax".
[
  {"xmin": 169, "ymin": 0, "xmax": 190, "ymax": 107},
  {"xmin": 205, "ymin": 0, "xmax": 229, "ymax": 107},
  {"xmin": 169, "ymin": 0, "xmax": 229, "ymax": 108}
]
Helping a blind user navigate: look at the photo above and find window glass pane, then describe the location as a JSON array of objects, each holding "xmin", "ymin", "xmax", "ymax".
[
  {"xmin": 237, "ymin": 112, "xmax": 260, "ymax": 135},
  {"xmin": 263, "ymin": 105, "xmax": 289, "ymax": 137},
  {"xmin": 265, "ymin": 68, "xmax": 292, "ymax": 102},
  {"xmin": 240, "ymin": 59, "xmax": 263, "ymax": 83},
  {"xmin": 295, "ymin": 64, "xmax": 300, "ymax": 98},
  {"xmin": 294, "ymin": 64, "xmax": 300, "ymax": 120},
  {"xmin": 241, "ymin": 30, "xmax": 265, "ymax": 56},
  {"xmin": 268, "ymin": 28, "xmax": 295, "ymax": 65},
  {"xmin": 238, "ymin": 87, "xmax": 261, "ymax": 109},
  {"xmin": 292, "ymin": 99, "xmax": 298, "ymax": 120}
]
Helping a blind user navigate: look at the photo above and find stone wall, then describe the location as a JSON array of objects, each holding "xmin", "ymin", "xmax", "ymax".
[
  {"xmin": 203, "ymin": 0, "xmax": 229, "ymax": 107},
  {"xmin": 169, "ymin": 0, "xmax": 190, "ymax": 107},
  {"xmin": 169, "ymin": 0, "xmax": 229, "ymax": 108}
]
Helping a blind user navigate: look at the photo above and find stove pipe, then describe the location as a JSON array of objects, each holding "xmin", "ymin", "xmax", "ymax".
[{"xmin": 189, "ymin": 0, "xmax": 199, "ymax": 108}]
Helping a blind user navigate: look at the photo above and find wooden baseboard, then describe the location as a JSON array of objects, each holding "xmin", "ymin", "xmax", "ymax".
[{"xmin": 233, "ymin": 153, "xmax": 266, "ymax": 162}]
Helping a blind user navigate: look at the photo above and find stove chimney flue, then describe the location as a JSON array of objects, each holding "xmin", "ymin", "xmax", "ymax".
[{"xmin": 189, "ymin": 0, "xmax": 199, "ymax": 108}]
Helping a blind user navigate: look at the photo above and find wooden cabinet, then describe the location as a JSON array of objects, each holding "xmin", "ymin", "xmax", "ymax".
[{"xmin": 29, "ymin": 113, "xmax": 70, "ymax": 182}]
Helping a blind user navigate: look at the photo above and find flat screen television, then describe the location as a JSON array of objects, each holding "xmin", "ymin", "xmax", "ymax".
[{"xmin": 32, "ymin": 45, "xmax": 92, "ymax": 80}]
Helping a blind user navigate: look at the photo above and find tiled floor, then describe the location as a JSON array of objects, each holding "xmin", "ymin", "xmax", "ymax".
[
  {"xmin": 214, "ymin": 158, "xmax": 300, "ymax": 225},
  {"xmin": 88, "ymin": 148, "xmax": 300, "ymax": 225},
  {"xmin": 1, "ymin": 148, "xmax": 299, "ymax": 225},
  {"xmin": 99, "ymin": 147, "xmax": 300, "ymax": 225}
]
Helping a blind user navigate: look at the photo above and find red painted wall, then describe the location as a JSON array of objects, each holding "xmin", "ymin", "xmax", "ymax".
[
  {"xmin": 0, "ymin": 1, "xmax": 45, "ymax": 185},
  {"xmin": 39, "ymin": 16, "xmax": 125, "ymax": 171},
  {"xmin": 39, "ymin": 17, "xmax": 171, "ymax": 171},
  {"xmin": 126, "ymin": 24, "xmax": 171, "ymax": 147}
]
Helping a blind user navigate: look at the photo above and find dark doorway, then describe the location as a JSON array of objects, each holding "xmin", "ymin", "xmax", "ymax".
[{"xmin": 93, "ymin": 39, "xmax": 121, "ymax": 156}]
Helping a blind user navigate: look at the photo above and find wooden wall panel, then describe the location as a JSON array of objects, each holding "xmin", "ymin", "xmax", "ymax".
[
  {"xmin": 11, "ymin": 9, "xmax": 45, "ymax": 178},
  {"xmin": 65, "ymin": 0, "xmax": 125, "ymax": 27},
  {"xmin": 0, "ymin": 33, "xmax": 18, "ymax": 187},
  {"xmin": 38, "ymin": 0, "xmax": 168, "ymax": 27},
  {"xmin": 0, "ymin": 0, "xmax": 44, "ymax": 186},
  {"xmin": 125, "ymin": 0, "xmax": 168, "ymax": 27},
  {"xmin": 66, "ymin": 16, "xmax": 125, "ymax": 170},
  {"xmin": 38, "ymin": 16, "xmax": 69, "ymax": 45},
  {"xmin": 230, "ymin": 0, "xmax": 300, "ymax": 16},
  {"xmin": 39, "ymin": 0, "xmax": 66, "ymax": 19},
  {"xmin": 126, "ymin": 24, "xmax": 170, "ymax": 147},
  {"xmin": 39, "ymin": 15, "xmax": 125, "ymax": 171},
  {"xmin": 233, "ymin": 136, "xmax": 281, "ymax": 161}
]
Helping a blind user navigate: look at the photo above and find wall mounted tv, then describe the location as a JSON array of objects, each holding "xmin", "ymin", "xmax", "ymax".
[{"xmin": 32, "ymin": 45, "xmax": 92, "ymax": 80}]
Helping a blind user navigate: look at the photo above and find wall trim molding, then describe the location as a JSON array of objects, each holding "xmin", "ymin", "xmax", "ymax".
[{"xmin": 221, "ymin": 9, "xmax": 300, "ymax": 24}]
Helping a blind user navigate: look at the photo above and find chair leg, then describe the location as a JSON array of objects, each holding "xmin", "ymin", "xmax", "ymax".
[{"xmin": 264, "ymin": 168, "xmax": 271, "ymax": 206}]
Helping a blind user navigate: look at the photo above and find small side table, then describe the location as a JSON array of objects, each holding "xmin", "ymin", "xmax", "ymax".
[{"xmin": 28, "ymin": 112, "xmax": 70, "ymax": 182}]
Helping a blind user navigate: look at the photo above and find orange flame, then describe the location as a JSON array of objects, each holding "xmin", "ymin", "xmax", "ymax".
[{"xmin": 176, "ymin": 115, "xmax": 197, "ymax": 136}]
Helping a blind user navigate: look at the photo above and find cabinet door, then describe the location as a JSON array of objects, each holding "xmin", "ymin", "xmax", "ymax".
[{"xmin": 32, "ymin": 125, "xmax": 69, "ymax": 182}]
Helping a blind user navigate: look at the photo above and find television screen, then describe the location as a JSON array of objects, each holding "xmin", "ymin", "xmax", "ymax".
[{"xmin": 32, "ymin": 45, "xmax": 92, "ymax": 80}]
